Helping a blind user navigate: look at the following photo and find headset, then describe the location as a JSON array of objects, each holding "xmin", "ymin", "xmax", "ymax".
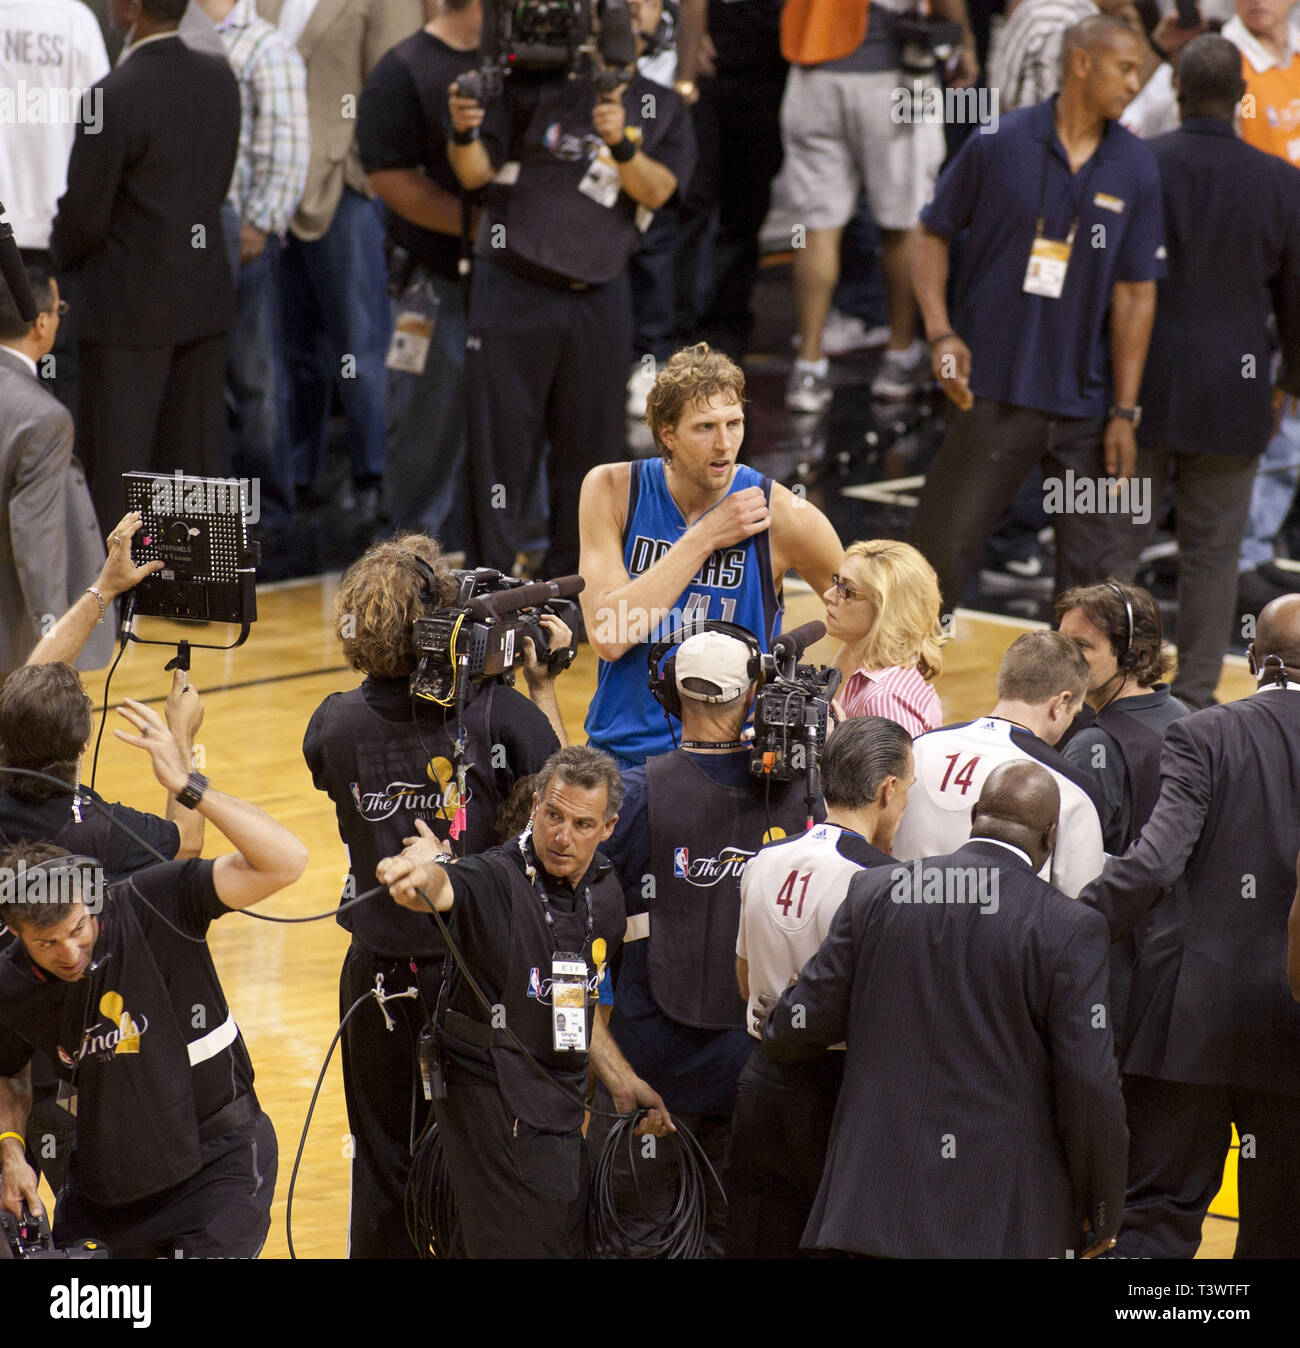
[
  {"xmin": 646, "ymin": 620, "xmax": 765, "ymax": 720},
  {"xmin": 1104, "ymin": 580, "xmax": 1139, "ymax": 672}
]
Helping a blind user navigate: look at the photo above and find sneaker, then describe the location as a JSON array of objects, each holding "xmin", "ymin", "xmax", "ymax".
[
  {"xmin": 626, "ymin": 364, "xmax": 657, "ymax": 419},
  {"xmin": 870, "ymin": 340, "xmax": 931, "ymax": 401},
  {"xmin": 785, "ymin": 365, "xmax": 833, "ymax": 414},
  {"xmin": 979, "ymin": 551, "xmax": 1055, "ymax": 594},
  {"xmin": 821, "ymin": 309, "xmax": 891, "ymax": 356}
]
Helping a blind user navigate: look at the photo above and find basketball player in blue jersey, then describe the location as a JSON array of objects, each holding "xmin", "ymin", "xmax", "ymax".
[{"xmin": 580, "ymin": 343, "xmax": 843, "ymax": 767}]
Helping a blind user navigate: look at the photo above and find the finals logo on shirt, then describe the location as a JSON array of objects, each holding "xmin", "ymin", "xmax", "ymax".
[{"xmin": 58, "ymin": 989, "xmax": 149, "ymax": 1067}]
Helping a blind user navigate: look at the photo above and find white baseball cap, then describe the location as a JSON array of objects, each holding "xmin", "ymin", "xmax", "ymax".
[{"xmin": 674, "ymin": 631, "xmax": 754, "ymax": 703}]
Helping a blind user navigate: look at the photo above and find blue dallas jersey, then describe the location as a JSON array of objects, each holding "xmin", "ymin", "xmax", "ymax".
[{"xmin": 585, "ymin": 459, "xmax": 783, "ymax": 766}]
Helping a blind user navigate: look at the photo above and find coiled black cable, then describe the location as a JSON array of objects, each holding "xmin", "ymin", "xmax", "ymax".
[
  {"xmin": 588, "ymin": 1108, "xmax": 726, "ymax": 1259},
  {"xmin": 404, "ymin": 1119, "xmax": 466, "ymax": 1259}
]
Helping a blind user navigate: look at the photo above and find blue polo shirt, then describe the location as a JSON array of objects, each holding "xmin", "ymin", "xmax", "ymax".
[{"xmin": 921, "ymin": 97, "xmax": 1165, "ymax": 419}]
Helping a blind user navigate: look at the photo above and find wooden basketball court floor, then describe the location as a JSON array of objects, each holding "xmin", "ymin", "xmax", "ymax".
[{"xmin": 44, "ymin": 576, "xmax": 1252, "ymax": 1258}]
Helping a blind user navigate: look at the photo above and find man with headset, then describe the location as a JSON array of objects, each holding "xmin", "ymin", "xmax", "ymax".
[
  {"xmin": 303, "ymin": 534, "xmax": 575, "ymax": 1258},
  {"xmin": 379, "ymin": 745, "xmax": 672, "ymax": 1259},
  {"xmin": 0, "ymin": 695, "xmax": 308, "ymax": 1258},
  {"xmin": 589, "ymin": 625, "xmax": 817, "ymax": 1254}
]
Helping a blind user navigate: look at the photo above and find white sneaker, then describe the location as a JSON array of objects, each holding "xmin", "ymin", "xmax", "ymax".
[
  {"xmin": 626, "ymin": 364, "xmax": 657, "ymax": 419},
  {"xmin": 871, "ymin": 340, "xmax": 931, "ymax": 400},
  {"xmin": 821, "ymin": 309, "xmax": 891, "ymax": 356},
  {"xmin": 785, "ymin": 365, "xmax": 833, "ymax": 414}
]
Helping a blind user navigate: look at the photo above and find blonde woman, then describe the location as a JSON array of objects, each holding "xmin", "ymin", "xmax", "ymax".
[{"xmin": 823, "ymin": 539, "xmax": 945, "ymax": 736}]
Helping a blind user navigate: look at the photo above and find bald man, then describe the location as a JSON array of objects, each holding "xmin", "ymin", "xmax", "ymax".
[
  {"xmin": 1082, "ymin": 594, "xmax": 1300, "ymax": 1258},
  {"xmin": 765, "ymin": 760, "xmax": 1126, "ymax": 1258}
]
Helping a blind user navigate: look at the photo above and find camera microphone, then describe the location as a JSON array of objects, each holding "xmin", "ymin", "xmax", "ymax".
[
  {"xmin": 0, "ymin": 206, "xmax": 38, "ymax": 325},
  {"xmin": 771, "ymin": 620, "xmax": 826, "ymax": 666},
  {"xmin": 465, "ymin": 575, "xmax": 585, "ymax": 621}
]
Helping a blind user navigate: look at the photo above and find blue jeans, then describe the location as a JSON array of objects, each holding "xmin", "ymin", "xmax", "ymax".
[
  {"xmin": 1238, "ymin": 398, "xmax": 1300, "ymax": 573},
  {"xmin": 382, "ymin": 269, "xmax": 468, "ymax": 545},
  {"xmin": 279, "ymin": 189, "xmax": 391, "ymax": 490},
  {"xmin": 222, "ymin": 206, "xmax": 294, "ymax": 532}
]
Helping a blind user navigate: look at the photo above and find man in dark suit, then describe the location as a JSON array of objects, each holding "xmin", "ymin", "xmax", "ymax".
[
  {"xmin": 1081, "ymin": 594, "xmax": 1300, "ymax": 1259},
  {"xmin": 1127, "ymin": 35, "xmax": 1300, "ymax": 709},
  {"xmin": 51, "ymin": 0, "xmax": 241, "ymax": 532},
  {"xmin": 765, "ymin": 760, "xmax": 1127, "ymax": 1258},
  {"xmin": 0, "ymin": 265, "xmax": 114, "ymax": 674}
]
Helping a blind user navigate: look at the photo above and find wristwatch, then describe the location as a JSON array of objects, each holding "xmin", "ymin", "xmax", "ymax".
[
  {"xmin": 176, "ymin": 771, "xmax": 209, "ymax": 810},
  {"xmin": 1108, "ymin": 405, "xmax": 1142, "ymax": 427}
]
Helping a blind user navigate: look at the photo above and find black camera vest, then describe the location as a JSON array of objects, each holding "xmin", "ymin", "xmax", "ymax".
[
  {"xmin": 314, "ymin": 683, "xmax": 505, "ymax": 959},
  {"xmin": 468, "ymin": 851, "xmax": 625, "ymax": 1134},
  {"xmin": 645, "ymin": 750, "xmax": 811, "ymax": 1031}
]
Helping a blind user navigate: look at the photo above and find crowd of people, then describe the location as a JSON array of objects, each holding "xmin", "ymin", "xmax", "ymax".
[{"xmin": 1, "ymin": 0, "xmax": 1299, "ymax": 1266}]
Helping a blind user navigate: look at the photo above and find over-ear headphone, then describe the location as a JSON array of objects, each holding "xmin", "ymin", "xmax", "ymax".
[
  {"xmin": 1105, "ymin": 581, "xmax": 1138, "ymax": 671},
  {"xmin": 646, "ymin": 620, "xmax": 764, "ymax": 719},
  {"xmin": 405, "ymin": 553, "xmax": 442, "ymax": 611}
]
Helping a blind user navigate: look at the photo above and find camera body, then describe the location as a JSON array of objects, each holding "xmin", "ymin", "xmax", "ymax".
[
  {"xmin": 1, "ymin": 1207, "xmax": 110, "ymax": 1260},
  {"xmin": 411, "ymin": 568, "xmax": 579, "ymax": 704},
  {"xmin": 455, "ymin": 0, "xmax": 638, "ymax": 104},
  {"xmin": 750, "ymin": 663, "xmax": 841, "ymax": 782}
]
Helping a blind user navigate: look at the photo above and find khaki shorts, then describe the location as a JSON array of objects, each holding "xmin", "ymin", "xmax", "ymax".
[{"xmin": 780, "ymin": 67, "xmax": 946, "ymax": 232}]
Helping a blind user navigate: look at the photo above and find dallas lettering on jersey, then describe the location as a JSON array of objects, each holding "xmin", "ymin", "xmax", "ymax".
[
  {"xmin": 629, "ymin": 538, "xmax": 746, "ymax": 590},
  {"xmin": 49, "ymin": 1281, "xmax": 152, "ymax": 1330},
  {"xmin": 672, "ymin": 845, "xmax": 755, "ymax": 886}
]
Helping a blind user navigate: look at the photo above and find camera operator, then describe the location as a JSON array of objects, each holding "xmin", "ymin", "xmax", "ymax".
[
  {"xmin": 589, "ymin": 628, "xmax": 820, "ymax": 1255},
  {"xmin": 0, "ymin": 699, "xmax": 308, "ymax": 1258},
  {"xmin": 379, "ymin": 745, "xmax": 672, "ymax": 1259},
  {"xmin": 447, "ymin": 3, "xmax": 697, "ymax": 579},
  {"xmin": 728, "ymin": 715, "xmax": 913, "ymax": 1258},
  {"xmin": 303, "ymin": 534, "xmax": 572, "ymax": 1258}
]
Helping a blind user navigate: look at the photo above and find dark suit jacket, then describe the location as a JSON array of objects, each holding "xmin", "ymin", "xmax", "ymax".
[
  {"xmin": 1080, "ymin": 688, "xmax": 1300, "ymax": 1095},
  {"xmin": 50, "ymin": 36, "xmax": 240, "ymax": 348},
  {"xmin": 1138, "ymin": 118, "xmax": 1300, "ymax": 456},
  {"xmin": 765, "ymin": 840, "xmax": 1127, "ymax": 1258},
  {"xmin": 0, "ymin": 348, "xmax": 113, "ymax": 672}
]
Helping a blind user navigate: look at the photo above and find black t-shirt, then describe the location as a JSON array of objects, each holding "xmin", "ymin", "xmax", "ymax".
[
  {"xmin": 0, "ymin": 788, "xmax": 180, "ymax": 949},
  {"xmin": 357, "ymin": 30, "xmax": 480, "ymax": 282},
  {"xmin": 477, "ymin": 70, "xmax": 697, "ymax": 284},
  {"xmin": 303, "ymin": 675, "xmax": 560, "ymax": 957},
  {"xmin": 0, "ymin": 859, "xmax": 253, "ymax": 1129}
]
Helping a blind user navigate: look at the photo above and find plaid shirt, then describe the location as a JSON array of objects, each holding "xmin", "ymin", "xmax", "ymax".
[{"xmin": 216, "ymin": 0, "xmax": 310, "ymax": 235}]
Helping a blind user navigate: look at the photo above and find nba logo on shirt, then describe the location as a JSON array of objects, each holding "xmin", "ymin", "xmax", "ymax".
[
  {"xmin": 673, "ymin": 847, "xmax": 689, "ymax": 878},
  {"xmin": 527, "ymin": 967, "xmax": 542, "ymax": 999}
]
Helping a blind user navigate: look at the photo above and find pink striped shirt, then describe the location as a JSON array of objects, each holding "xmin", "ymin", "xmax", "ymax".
[{"xmin": 840, "ymin": 665, "xmax": 942, "ymax": 738}]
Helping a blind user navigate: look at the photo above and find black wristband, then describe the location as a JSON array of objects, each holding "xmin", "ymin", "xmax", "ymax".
[
  {"xmin": 176, "ymin": 771, "xmax": 209, "ymax": 810},
  {"xmin": 609, "ymin": 134, "xmax": 636, "ymax": 164},
  {"xmin": 451, "ymin": 126, "xmax": 479, "ymax": 146}
]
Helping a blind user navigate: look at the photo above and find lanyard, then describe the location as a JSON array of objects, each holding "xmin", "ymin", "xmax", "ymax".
[
  {"xmin": 518, "ymin": 829, "xmax": 593, "ymax": 956},
  {"xmin": 1036, "ymin": 134, "xmax": 1101, "ymax": 246}
]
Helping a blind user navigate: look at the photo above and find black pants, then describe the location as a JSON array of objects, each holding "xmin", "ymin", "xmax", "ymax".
[
  {"xmin": 726, "ymin": 1046, "xmax": 844, "ymax": 1259},
  {"xmin": 1122, "ymin": 446, "xmax": 1258, "ymax": 710},
  {"xmin": 464, "ymin": 258, "xmax": 631, "ymax": 578},
  {"xmin": 585, "ymin": 1083, "xmax": 731, "ymax": 1258},
  {"xmin": 78, "ymin": 335, "xmax": 228, "ymax": 533},
  {"xmin": 910, "ymin": 398, "xmax": 1141, "ymax": 611},
  {"xmin": 676, "ymin": 69, "xmax": 788, "ymax": 360},
  {"xmin": 1116, "ymin": 1075, "xmax": 1300, "ymax": 1259},
  {"xmin": 55, "ymin": 1111, "xmax": 277, "ymax": 1260},
  {"xmin": 433, "ymin": 1052, "xmax": 587, "ymax": 1259},
  {"xmin": 338, "ymin": 943, "xmax": 444, "ymax": 1259}
]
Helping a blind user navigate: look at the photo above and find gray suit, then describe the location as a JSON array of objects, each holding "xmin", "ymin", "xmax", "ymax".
[
  {"xmin": 0, "ymin": 347, "xmax": 113, "ymax": 673},
  {"xmin": 766, "ymin": 840, "xmax": 1128, "ymax": 1258}
]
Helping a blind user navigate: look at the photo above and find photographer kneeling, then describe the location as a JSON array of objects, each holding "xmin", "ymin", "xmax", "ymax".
[
  {"xmin": 304, "ymin": 534, "xmax": 574, "ymax": 1258},
  {"xmin": 379, "ymin": 745, "xmax": 672, "ymax": 1259},
  {"xmin": 0, "ymin": 699, "xmax": 308, "ymax": 1258}
]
